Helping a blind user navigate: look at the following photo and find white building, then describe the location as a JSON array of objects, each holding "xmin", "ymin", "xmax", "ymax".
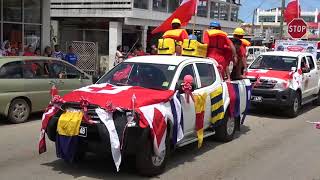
[
  {"xmin": 0, "ymin": 0, "xmax": 51, "ymax": 52},
  {"xmin": 256, "ymin": 7, "xmax": 319, "ymax": 39},
  {"xmin": 50, "ymin": 0, "xmax": 242, "ymax": 70}
]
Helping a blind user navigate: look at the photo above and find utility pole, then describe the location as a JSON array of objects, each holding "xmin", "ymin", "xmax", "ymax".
[
  {"xmin": 252, "ymin": 8, "xmax": 256, "ymax": 36},
  {"xmin": 279, "ymin": 0, "xmax": 286, "ymax": 39}
]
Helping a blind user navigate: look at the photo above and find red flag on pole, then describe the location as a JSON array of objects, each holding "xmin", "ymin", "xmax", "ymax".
[
  {"xmin": 284, "ymin": 0, "xmax": 301, "ymax": 23},
  {"xmin": 151, "ymin": 0, "xmax": 197, "ymax": 34}
]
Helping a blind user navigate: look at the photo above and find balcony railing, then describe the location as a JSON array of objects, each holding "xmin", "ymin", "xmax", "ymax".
[{"xmin": 51, "ymin": 0, "xmax": 132, "ymax": 10}]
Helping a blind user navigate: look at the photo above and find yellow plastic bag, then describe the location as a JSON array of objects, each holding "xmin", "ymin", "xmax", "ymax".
[
  {"xmin": 57, "ymin": 111, "xmax": 83, "ymax": 136},
  {"xmin": 158, "ymin": 38, "xmax": 176, "ymax": 55},
  {"xmin": 182, "ymin": 39, "xmax": 208, "ymax": 58}
]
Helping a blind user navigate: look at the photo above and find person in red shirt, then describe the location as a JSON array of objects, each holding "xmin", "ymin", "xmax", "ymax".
[
  {"xmin": 23, "ymin": 45, "xmax": 35, "ymax": 56},
  {"xmin": 203, "ymin": 21, "xmax": 237, "ymax": 80},
  {"xmin": 232, "ymin": 28, "xmax": 251, "ymax": 75}
]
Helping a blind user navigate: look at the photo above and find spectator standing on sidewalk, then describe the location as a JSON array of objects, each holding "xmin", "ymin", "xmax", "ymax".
[
  {"xmin": 1, "ymin": 40, "xmax": 12, "ymax": 56},
  {"xmin": 114, "ymin": 45, "xmax": 124, "ymax": 66},
  {"xmin": 23, "ymin": 45, "xmax": 35, "ymax": 56},
  {"xmin": 65, "ymin": 46, "xmax": 78, "ymax": 66},
  {"xmin": 34, "ymin": 48, "xmax": 41, "ymax": 56},
  {"xmin": 43, "ymin": 46, "xmax": 53, "ymax": 57},
  {"xmin": 53, "ymin": 44, "xmax": 65, "ymax": 60}
]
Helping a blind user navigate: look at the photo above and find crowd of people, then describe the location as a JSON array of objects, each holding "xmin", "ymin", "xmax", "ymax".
[{"xmin": 0, "ymin": 41, "xmax": 78, "ymax": 66}]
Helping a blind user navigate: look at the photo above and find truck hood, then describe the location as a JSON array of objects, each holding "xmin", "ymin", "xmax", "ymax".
[
  {"xmin": 246, "ymin": 69, "xmax": 293, "ymax": 81},
  {"xmin": 62, "ymin": 83, "xmax": 174, "ymax": 110}
]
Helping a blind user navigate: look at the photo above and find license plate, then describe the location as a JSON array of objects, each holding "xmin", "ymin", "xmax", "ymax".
[
  {"xmin": 251, "ymin": 96, "xmax": 263, "ymax": 102},
  {"xmin": 79, "ymin": 126, "xmax": 87, "ymax": 137}
]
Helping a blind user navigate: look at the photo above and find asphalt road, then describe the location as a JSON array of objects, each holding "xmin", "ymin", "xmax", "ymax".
[{"xmin": 0, "ymin": 105, "xmax": 320, "ymax": 180}]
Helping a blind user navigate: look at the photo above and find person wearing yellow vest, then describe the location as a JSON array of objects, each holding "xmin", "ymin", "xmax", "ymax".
[
  {"xmin": 163, "ymin": 18, "xmax": 189, "ymax": 55},
  {"xmin": 232, "ymin": 28, "xmax": 251, "ymax": 78},
  {"xmin": 203, "ymin": 21, "xmax": 237, "ymax": 80}
]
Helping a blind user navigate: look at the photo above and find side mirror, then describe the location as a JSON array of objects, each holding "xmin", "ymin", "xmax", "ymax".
[
  {"xmin": 302, "ymin": 67, "xmax": 310, "ymax": 73},
  {"xmin": 92, "ymin": 75, "xmax": 100, "ymax": 84}
]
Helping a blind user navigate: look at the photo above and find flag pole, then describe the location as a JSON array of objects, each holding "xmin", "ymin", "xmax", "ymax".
[{"xmin": 192, "ymin": 0, "xmax": 198, "ymax": 35}]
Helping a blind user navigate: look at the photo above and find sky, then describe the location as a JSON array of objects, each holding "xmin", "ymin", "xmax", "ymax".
[{"xmin": 239, "ymin": 0, "xmax": 320, "ymax": 22}]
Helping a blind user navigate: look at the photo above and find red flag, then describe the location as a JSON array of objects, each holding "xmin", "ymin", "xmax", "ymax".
[
  {"xmin": 151, "ymin": 0, "xmax": 197, "ymax": 34},
  {"xmin": 284, "ymin": 0, "xmax": 301, "ymax": 23}
]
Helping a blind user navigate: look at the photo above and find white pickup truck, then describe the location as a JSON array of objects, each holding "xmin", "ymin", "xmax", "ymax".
[
  {"xmin": 44, "ymin": 55, "xmax": 251, "ymax": 176},
  {"xmin": 247, "ymin": 51, "xmax": 320, "ymax": 117}
]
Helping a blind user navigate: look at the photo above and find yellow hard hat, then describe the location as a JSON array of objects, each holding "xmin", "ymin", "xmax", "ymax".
[
  {"xmin": 233, "ymin": 28, "xmax": 245, "ymax": 36},
  {"xmin": 172, "ymin": 18, "xmax": 181, "ymax": 25}
]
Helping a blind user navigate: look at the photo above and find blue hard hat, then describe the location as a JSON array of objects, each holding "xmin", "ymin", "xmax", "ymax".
[
  {"xmin": 210, "ymin": 21, "xmax": 221, "ymax": 28},
  {"xmin": 188, "ymin": 34, "xmax": 197, "ymax": 40}
]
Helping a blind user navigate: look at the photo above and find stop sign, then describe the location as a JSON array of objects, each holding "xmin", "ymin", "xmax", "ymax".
[{"xmin": 288, "ymin": 18, "xmax": 308, "ymax": 39}]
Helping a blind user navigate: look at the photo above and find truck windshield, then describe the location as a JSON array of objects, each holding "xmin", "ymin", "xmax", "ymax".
[
  {"xmin": 97, "ymin": 62, "xmax": 177, "ymax": 90},
  {"xmin": 249, "ymin": 55, "xmax": 298, "ymax": 71}
]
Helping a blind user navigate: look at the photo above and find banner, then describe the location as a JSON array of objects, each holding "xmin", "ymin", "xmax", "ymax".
[{"xmin": 275, "ymin": 40, "xmax": 318, "ymax": 58}]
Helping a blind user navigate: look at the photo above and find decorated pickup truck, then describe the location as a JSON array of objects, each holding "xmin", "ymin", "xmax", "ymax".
[
  {"xmin": 247, "ymin": 51, "xmax": 320, "ymax": 117},
  {"xmin": 39, "ymin": 55, "xmax": 251, "ymax": 176}
]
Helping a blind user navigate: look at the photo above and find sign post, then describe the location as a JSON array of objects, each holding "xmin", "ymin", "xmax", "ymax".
[{"xmin": 287, "ymin": 18, "xmax": 308, "ymax": 39}]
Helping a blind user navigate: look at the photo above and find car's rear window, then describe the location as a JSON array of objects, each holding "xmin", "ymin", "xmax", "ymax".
[{"xmin": 249, "ymin": 55, "xmax": 298, "ymax": 71}]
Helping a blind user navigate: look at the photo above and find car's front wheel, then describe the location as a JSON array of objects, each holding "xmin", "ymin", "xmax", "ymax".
[
  {"xmin": 8, "ymin": 98, "xmax": 30, "ymax": 123},
  {"xmin": 136, "ymin": 128, "xmax": 170, "ymax": 177},
  {"xmin": 286, "ymin": 91, "xmax": 300, "ymax": 118}
]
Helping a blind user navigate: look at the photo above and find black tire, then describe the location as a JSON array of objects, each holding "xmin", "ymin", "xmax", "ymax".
[
  {"xmin": 214, "ymin": 111, "xmax": 236, "ymax": 142},
  {"xmin": 136, "ymin": 128, "xmax": 170, "ymax": 177},
  {"xmin": 312, "ymin": 90, "xmax": 320, "ymax": 106},
  {"xmin": 8, "ymin": 98, "xmax": 30, "ymax": 124},
  {"xmin": 286, "ymin": 91, "xmax": 300, "ymax": 118}
]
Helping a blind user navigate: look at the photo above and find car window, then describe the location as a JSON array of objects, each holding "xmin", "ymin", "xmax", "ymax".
[
  {"xmin": 301, "ymin": 57, "xmax": 308, "ymax": 69},
  {"xmin": 306, "ymin": 56, "xmax": 315, "ymax": 70},
  {"xmin": 177, "ymin": 64, "xmax": 197, "ymax": 89},
  {"xmin": 64, "ymin": 63, "xmax": 83, "ymax": 79},
  {"xmin": 0, "ymin": 61, "xmax": 23, "ymax": 79},
  {"xmin": 47, "ymin": 61, "xmax": 67, "ymax": 79},
  {"xmin": 196, "ymin": 63, "xmax": 216, "ymax": 88},
  {"xmin": 22, "ymin": 60, "xmax": 48, "ymax": 79},
  {"xmin": 250, "ymin": 55, "xmax": 297, "ymax": 71}
]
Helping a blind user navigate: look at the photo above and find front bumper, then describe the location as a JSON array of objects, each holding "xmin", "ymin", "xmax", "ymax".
[{"xmin": 251, "ymin": 88, "xmax": 296, "ymax": 107}]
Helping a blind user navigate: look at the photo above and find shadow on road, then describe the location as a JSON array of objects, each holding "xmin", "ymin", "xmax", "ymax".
[
  {"xmin": 0, "ymin": 112, "xmax": 42, "ymax": 126},
  {"xmin": 41, "ymin": 125, "xmax": 250, "ymax": 179},
  {"xmin": 248, "ymin": 103, "xmax": 318, "ymax": 120}
]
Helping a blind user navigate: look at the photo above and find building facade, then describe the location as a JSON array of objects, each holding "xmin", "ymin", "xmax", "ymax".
[
  {"xmin": 50, "ymin": 0, "xmax": 241, "ymax": 70},
  {"xmin": 0, "ymin": 0, "xmax": 51, "ymax": 52},
  {"xmin": 256, "ymin": 7, "xmax": 320, "ymax": 39}
]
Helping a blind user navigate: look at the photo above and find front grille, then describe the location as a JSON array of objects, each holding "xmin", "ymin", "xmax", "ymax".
[{"xmin": 249, "ymin": 78, "xmax": 276, "ymax": 89}]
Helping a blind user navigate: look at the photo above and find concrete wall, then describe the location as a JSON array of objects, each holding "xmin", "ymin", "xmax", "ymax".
[{"xmin": 42, "ymin": 0, "xmax": 51, "ymax": 50}]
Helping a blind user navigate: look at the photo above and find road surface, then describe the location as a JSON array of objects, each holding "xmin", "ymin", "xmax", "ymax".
[{"xmin": 0, "ymin": 105, "xmax": 320, "ymax": 180}]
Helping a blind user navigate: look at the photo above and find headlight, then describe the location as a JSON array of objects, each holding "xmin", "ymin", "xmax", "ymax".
[{"xmin": 273, "ymin": 81, "xmax": 289, "ymax": 90}]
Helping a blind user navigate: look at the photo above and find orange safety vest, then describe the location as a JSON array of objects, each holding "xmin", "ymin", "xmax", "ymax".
[
  {"xmin": 204, "ymin": 29, "xmax": 229, "ymax": 50},
  {"xmin": 240, "ymin": 39, "xmax": 251, "ymax": 47},
  {"xmin": 163, "ymin": 29, "xmax": 189, "ymax": 43}
]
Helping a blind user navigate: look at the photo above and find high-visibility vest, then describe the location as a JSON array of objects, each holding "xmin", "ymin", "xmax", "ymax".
[
  {"xmin": 240, "ymin": 39, "xmax": 251, "ymax": 47},
  {"xmin": 163, "ymin": 29, "xmax": 189, "ymax": 43},
  {"xmin": 204, "ymin": 29, "xmax": 229, "ymax": 49}
]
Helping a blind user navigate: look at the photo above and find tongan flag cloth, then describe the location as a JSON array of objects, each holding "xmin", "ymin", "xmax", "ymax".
[
  {"xmin": 63, "ymin": 83, "xmax": 174, "ymax": 110},
  {"xmin": 169, "ymin": 91, "xmax": 184, "ymax": 145},
  {"xmin": 96, "ymin": 108, "xmax": 121, "ymax": 172},
  {"xmin": 284, "ymin": 0, "xmax": 301, "ymax": 23},
  {"xmin": 39, "ymin": 105, "xmax": 59, "ymax": 154},
  {"xmin": 56, "ymin": 111, "xmax": 83, "ymax": 163},
  {"xmin": 139, "ymin": 103, "xmax": 169, "ymax": 156},
  {"xmin": 194, "ymin": 93, "xmax": 207, "ymax": 148},
  {"xmin": 210, "ymin": 86, "xmax": 225, "ymax": 126},
  {"xmin": 152, "ymin": 0, "xmax": 197, "ymax": 34}
]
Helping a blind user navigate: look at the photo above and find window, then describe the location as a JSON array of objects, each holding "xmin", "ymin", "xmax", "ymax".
[
  {"xmin": 197, "ymin": 0, "xmax": 208, "ymax": 17},
  {"xmin": 65, "ymin": 63, "xmax": 82, "ymax": 79},
  {"xmin": 250, "ymin": 55, "xmax": 297, "ymax": 71},
  {"xmin": 219, "ymin": 3, "xmax": 229, "ymax": 21},
  {"xmin": 300, "ymin": 57, "xmax": 308, "ymax": 69},
  {"xmin": 0, "ymin": 61, "xmax": 23, "ymax": 79},
  {"xmin": 134, "ymin": 0, "xmax": 149, "ymax": 9},
  {"xmin": 153, "ymin": 0, "xmax": 167, "ymax": 12},
  {"xmin": 301, "ymin": 16, "xmax": 315, "ymax": 23},
  {"xmin": 3, "ymin": 0, "xmax": 22, "ymax": 22},
  {"xmin": 210, "ymin": 2, "xmax": 220, "ymax": 19},
  {"xmin": 306, "ymin": 56, "xmax": 315, "ymax": 70},
  {"xmin": 24, "ymin": 0, "xmax": 42, "ymax": 23},
  {"xmin": 169, "ymin": 0, "xmax": 181, "ymax": 13},
  {"xmin": 47, "ymin": 61, "xmax": 66, "ymax": 79},
  {"xmin": 230, "ymin": 6, "xmax": 239, "ymax": 22},
  {"xmin": 177, "ymin": 64, "xmax": 197, "ymax": 89},
  {"xmin": 3, "ymin": 23, "xmax": 22, "ymax": 50},
  {"xmin": 23, "ymin": 60, "xmax": 47, "ymax": 79},
  {"xmin": 196, "ymin": 63, "xmax": 216, "ymax": 87},
  {"xmin": 24, "ymin": 25, "xmax": 41, "ymax": 50},
  {"xmin": 259, "ymin": 16, "xmax": 275, "ymax": 23}
]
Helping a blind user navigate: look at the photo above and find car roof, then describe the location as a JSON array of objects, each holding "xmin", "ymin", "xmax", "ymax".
[
  {"xmin": 0, "ymin": 56, "xmax": 62, "ymax": 66},
  {"xmin": 124, "ymin": 55, "xmax": 199, "ymax": 66},
  {"xmin": 260, "ymin": 51, "xmax": 313, "ymax": 57}
]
